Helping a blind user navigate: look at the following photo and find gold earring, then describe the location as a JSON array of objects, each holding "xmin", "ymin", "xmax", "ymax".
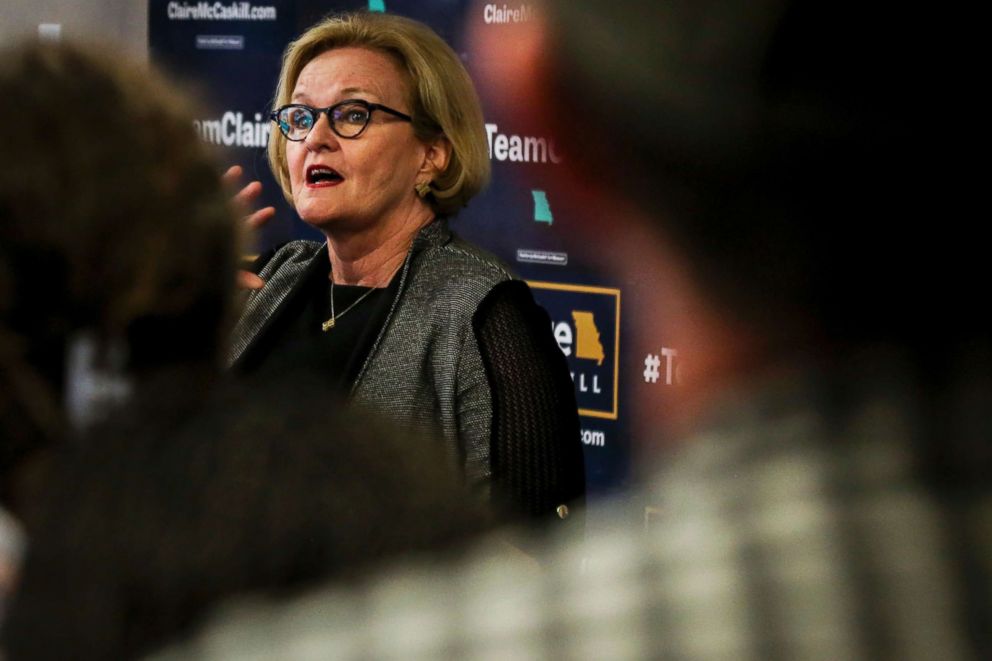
[{"xmin": 415, "ymin": 181, "xmax": 431, "ymax": 198}]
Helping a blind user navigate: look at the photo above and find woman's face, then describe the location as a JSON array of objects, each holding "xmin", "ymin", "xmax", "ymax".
[{"xmin": 285, "ymin": 47, "xmax": 429, "ymax": 232}]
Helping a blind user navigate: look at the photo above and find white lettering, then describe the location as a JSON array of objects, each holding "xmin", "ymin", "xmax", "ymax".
[
  {"xmin": 581, "ymin": 429, "xmax": 606, "ymax": 447},
  {"xmin": 494, "ymin": 133, "xmax": 508, "ymax": 160},
  {"xmin": 167, "ymin": 1, "xmax": 277, "ymax": 21},
  {"xmin": 254, "ymin": 113, "xmax": 271, "ymax": 147},
  {"xmin": 485, "ymin": 122, "xmax": 561, "ymax": 164},
  {"xmin": 221, "ymin": 111, "xmax": 237, "ymax": 146},
  {"xmin": 196, "ymin": 119, "xmax": 221, "ymax": 144},
  {"xmin": 523, "ymin": 136, "xmax": 546, "ymax": 162},
  {"xmin": 483, "ymin": 3, "xmax": 536, "ymax": 24},
  {"xmin": 553, "ymin": 321, "xmax": 573, "ymax": 357},
  {"xmin": 575, "ymin": 373, "xmax": 602, "ymax": 394},
  {"xmin": 485, "ymin": 123, "xmax": 498, "ymax": 158},
  {"xmin": 508, "ymin": 134, "xmax": 522, "ymax": 161},
  {"xmin": 661, "ymin": 347, "xmax": 679, "ymax": 385},
  {"xmin": 240, "ymin": 117, "xmax": 255, "ymax": 146},
  {"xmin": 194, "ymin": 111, "xmax": 270, "ymax": 148}
]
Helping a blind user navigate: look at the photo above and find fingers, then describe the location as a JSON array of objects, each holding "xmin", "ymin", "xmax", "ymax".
[
  {"xmin": 233, "ymin": 180, "xmax": 263, "ymax": 208},
  {"xmin": 222, "ymin": 164, "xmax": 243, "ymax": 187},
  {"xmin": 225, "ymin": 166, "xmax": 271, "ymax": 292},
  {"xmin": 224, "ymin": 163, "xmax": 276, "ymax": 236},
  {"xmin": 234, "ymin": 179, "xmax": 262, "ymax": 201},
  {"xmin": 223, "ymin": 164, "xmax": 263, "ymax": 209},
  {"xmin": 237, "ymin": 270, "xmax": 266, "ymax": 290},
  {"xmin": 244, "ymin": 205, "xmax": 276, "ymax": 230}
]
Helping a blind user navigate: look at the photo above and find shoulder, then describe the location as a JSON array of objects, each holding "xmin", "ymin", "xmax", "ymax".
[
  {"xmin": 252, "ymin": 240, "xmax": 323, "ymax": 279},
  {"xmin": 411, "ymin": 230, "xmax": 517, "ymax": 299},
  {"xmin": 473, "ymin": 280, "xmax": 546, "ymax": 329},
  {"xmin": 443, "ymin": 233, "xmax": 516, "ymax": 280}
]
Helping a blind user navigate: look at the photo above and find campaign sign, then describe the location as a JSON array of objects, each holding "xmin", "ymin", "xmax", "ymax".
[
  {"xmin": 149, "ymin": 0, "xmax": 304, "ymax": 248},
  {"xmin": 528, "ymin": 282, "xmax": 621, "ymax": 420}
]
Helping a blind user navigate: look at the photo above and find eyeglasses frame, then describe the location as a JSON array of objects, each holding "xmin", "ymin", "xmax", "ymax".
[{"xmin": 270, "ymin": 99, "xmax": 413, "ymax": 141}]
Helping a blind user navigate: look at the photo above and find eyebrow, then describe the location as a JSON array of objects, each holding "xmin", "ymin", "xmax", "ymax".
[{"xmin": 291, "ymin": 86, "xmax": 381, "ymax": 103}]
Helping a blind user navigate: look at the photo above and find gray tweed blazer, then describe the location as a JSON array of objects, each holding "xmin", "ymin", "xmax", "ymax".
[{"xmin": 227, "ymin": 220, "xmax": 515, "ymax": 492}]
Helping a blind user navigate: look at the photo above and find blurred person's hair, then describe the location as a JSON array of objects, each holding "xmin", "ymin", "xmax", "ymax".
[
  {"xmin": 267, "ymin": 10, "xmax": 490, "ymax": 217},
  {"xmin": 2, "ymin": 374, "xmax": 489, "ymax": 660},
  {"xmin": 541, "ymin": 0, "xmax": 982, "ymax": 355},
  {"xmin": 0, "ymin": 40, "xmax": 238, "ymax": 486},
  {"xmin": 0, "ymin": 39, "xmax": 238, "ymax": 374}
]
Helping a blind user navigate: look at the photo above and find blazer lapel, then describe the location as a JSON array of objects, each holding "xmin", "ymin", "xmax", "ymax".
[{"xmin": 226, "ymin": 242, "xmax": 325, "ymax": 368}]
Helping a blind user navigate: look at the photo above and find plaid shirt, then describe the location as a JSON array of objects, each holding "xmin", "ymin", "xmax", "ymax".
[{"xmin": 154, "ymin": 365, "xmax": 991, "ymax": 660}]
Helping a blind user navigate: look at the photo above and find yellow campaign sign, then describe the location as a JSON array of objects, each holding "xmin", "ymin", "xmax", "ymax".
[
  {"xmin": 528, "ymin": 280, "xmax": 621, "ymax": 420},
  {"xmin": 571, "ymin": 311, "xmax": 604, "ymax": 365}
]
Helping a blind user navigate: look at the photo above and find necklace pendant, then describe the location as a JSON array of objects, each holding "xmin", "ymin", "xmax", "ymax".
[{"xmin": 321, "ymin": 318, "xmax": 336, "ymax": 332}]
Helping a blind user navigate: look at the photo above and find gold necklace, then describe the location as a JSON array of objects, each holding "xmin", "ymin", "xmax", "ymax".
[
  {"xmin": 321, "ymin": 258, "xmax": 406, "ymax": 332},
  {"xmin": 321, "ymin": 280, "xmax": 377, "ymax": 332}
]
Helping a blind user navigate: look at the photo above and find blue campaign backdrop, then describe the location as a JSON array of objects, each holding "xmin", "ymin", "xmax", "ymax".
[{"xmin": 149, "ymin": 0, "xmax": 681, "ymax": 506}]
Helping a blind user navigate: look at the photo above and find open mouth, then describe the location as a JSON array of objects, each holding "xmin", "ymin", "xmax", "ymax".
[{"xmin": 306, "ymin": 165, "xmax": 343, "ymax": 187}]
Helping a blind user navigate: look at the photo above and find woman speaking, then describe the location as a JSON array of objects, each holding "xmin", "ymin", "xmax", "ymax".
[{"xmin": 229, "ymin": 12, "xmax": 584, "ymax": 521}]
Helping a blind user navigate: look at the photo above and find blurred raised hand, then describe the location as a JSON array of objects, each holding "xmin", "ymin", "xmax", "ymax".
[{"xmin": 223, "ymin": 165, "xmax": 276, "ymax": 290}]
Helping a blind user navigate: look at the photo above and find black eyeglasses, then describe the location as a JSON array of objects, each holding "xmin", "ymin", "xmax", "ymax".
[{"xmin": 270, "ymin": 99, "xmax": 412, "ymax": 141}]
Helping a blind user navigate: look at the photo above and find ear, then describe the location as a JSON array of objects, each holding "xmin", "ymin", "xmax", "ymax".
[{"xmin": 418, "ymin": 134, "xmax": 452, "ymax": 180}]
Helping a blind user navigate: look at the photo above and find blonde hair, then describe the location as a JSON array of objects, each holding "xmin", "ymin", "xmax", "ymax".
[{"xmin": 268, "ymin": 12, "xmax": 490, "ymax": 217}]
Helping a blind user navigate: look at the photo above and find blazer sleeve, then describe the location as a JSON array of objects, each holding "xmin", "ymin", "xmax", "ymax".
[{"xmin": 470, "ymin": 280, "xmax": 586, "ymax": 523}]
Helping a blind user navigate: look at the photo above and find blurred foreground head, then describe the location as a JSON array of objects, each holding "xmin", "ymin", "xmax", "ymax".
[
  {"xmin": 0, "ymin": 41, "xmax": 237, "ymax": 479},
  {"xmin": 476, "ymin": 0, "xmax": 983, "ymax": 358}
]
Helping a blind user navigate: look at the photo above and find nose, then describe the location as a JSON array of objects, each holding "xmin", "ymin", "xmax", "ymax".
[{"xmin": 303, "ymin": 111, "xmax": 339, "ymax": 152}]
